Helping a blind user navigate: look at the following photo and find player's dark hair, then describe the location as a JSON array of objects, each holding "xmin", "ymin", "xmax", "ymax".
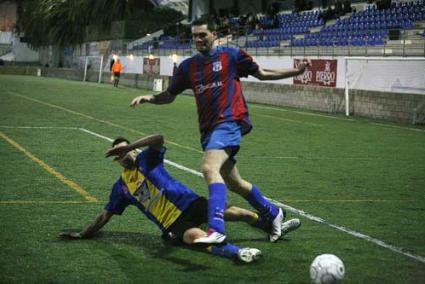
[
  {"xmin": 112, "ymin": 137, "xmax": 130, "ymax": 147},
  {"xmin": 191, "ymin": 15, "xmax": 217, "ymax": 32}
]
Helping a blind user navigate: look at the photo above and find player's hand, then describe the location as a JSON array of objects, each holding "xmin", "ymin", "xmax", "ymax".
[
  {"xmin": 59, "ymin": 231, "xmax": 82, "ymax": 240},
  {"xmin": 296, "ymin": 59, "xmax": 312, "ymax": 73},
  {"xmin": 105, "ymin": 145, "xmax": 129, "ymax": 160},
  {"xmin": 130, "ymin": 95, "xmax": 154, "ymax": 107}
]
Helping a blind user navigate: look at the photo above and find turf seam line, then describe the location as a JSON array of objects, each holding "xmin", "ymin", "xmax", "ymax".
[
  {"xmin": 250, "ymin": 104, "xmax": 356, "ymax": 121},
  {"xmin": 0, "ymin": 131, "xmax": 98, "ymax": 202},
  {"xmin": 79, "ymin": 128, "xmax": 425, "ymax": 265},
  {"xmin": 250, "ymin": 105, "xmax": 425, "ymax": 132},
  {"xmin": 255, "ymin": 114, "xmax": 324, "ymax": 127},
  {"xmin": 371, "ymin": 122, "xmax": 425, "ymax": 133}
]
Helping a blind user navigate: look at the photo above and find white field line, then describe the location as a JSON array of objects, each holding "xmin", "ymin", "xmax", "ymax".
[
  {"xmin": 249, "ymin": 156, "xmax": 407, "ymax": 161},
  {"xmin": 0, "ymin": 200, "xmax": 101, "ymax": 204},
  {"xmin": 0, "ymin": 126, "xmax": 79, "ymax": 129},
  {"xmin": 272, "ymin": 200, "xmax": 425, "ymax": 264},
  {"xmin": 79, "ymin": 127, "xmax": 425, "ymax": 265},
  {"xmin": 78, "ymin": 128, "xmax": 203, "ymax": 177},
  {"xmin": 2, "ymin": 125, "xmax": 424, "ymax": 264},
  {"xmin": 0, "ymin": 126, "xmax": 403, "ymax": 162}
]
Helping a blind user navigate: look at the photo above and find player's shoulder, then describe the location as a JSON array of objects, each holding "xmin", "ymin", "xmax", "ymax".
[
  {"xmin": 216, "ymin": 46, "xmax": 252, "ymax": 60},
  {"xmin": 216, "ymin": 45, "xmax": 240, "ymax": 55},
  {"xmin": 176, "ymin": 56, "xmax": 196, "ymax": 70}
]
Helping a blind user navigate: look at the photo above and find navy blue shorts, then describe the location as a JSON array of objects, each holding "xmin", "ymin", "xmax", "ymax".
[{"xmin": 161, "ymin": 197, "xmax": 208, "ymax": 245}]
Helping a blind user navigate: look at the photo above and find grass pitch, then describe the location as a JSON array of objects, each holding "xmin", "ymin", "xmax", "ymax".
[{"xmin": 0, "ymin": 75, "xmax": 424, "ymax": 283}]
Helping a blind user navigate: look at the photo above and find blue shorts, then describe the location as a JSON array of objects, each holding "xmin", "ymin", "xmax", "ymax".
[{"xmin": 201, "ymin": 121, "xmax": 242, "ymax": 153}]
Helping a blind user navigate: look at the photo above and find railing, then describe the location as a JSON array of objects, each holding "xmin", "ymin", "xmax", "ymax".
[{"xmin": 127, "ymin": 31, "xmax": 425, "ymax": 58}]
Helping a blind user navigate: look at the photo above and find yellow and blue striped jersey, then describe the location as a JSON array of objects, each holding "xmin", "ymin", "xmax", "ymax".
[{"xmin": 105, "ymin": 147, "xmax": 199, "ymax": 231}]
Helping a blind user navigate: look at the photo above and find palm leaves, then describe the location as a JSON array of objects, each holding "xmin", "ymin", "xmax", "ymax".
[{"xmin": 17, "ymin": 0, "xmax": 145, "ymax": 48}]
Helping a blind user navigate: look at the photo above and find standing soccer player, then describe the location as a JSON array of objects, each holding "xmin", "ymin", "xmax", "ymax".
[
  {"xmin": 130, "ymin": 16, "xmax": 309, "ymax": 243},
  {"xmin": 111, "ymin": 58, "xmax": 123, "ymax": 87}
]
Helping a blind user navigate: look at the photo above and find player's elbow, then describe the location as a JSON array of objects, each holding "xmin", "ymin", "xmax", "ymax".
[
  {"xmin": 165, "ymin": 92, "xmax": 176, "ymax": 103},
  {"xmin": 155, "ymin": 134, "xmax": 165, "ymax": 145},
  {"xmin": 253, "ymin": 69, "xmax": 268, "ymax": 81},
  {"xmin": 149, "ymin": 134, "xmax": 165, "ymax": 150}
]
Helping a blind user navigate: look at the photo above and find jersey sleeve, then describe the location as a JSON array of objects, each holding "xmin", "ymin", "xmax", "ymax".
[
  {"xmin": 166, "ymin": 62, "xmax": 190, "ymax": 95},
  {"xmin": 104, "ymin": 179, "xmax": 130, "ymax": 215},
  {"xmin": 136, "ymin": 146, "xmax": 167, "ymax": 173},
  {"xmin": 236, "ymin": 49, "xmax": 259, "ymax": 78}
]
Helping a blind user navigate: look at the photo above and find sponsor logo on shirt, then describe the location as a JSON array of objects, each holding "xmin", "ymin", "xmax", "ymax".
[{"xmin": 195, "ymin": 81, "xmax": 223, "ymax": 94}]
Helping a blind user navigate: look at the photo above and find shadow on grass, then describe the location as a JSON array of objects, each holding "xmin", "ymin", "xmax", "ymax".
[
  {"xmin": 57, "ymin": 229, "xmax": 269, "ymax": 273},
  {"xmin": 58, "ymin": 230, "xmax": 216, "ymax": 272}
]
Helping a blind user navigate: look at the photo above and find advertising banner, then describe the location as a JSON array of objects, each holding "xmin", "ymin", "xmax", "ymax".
[
  {"xmin": 143, "ymin": 57, "xmax": 160, "ymax": 75},
  {"xmin": 293, "ymin": 59, "xmax": 337, "ymax": 87}
]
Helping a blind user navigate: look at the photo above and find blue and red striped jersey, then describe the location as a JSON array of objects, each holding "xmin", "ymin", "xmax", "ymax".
[{"xmin": 167, "ymin": 46, "xmax": 259, "ymax": 136}]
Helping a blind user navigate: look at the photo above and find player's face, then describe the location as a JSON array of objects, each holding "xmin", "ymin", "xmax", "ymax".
[
  {"xmin": 114, "ymin": 142, "xmax": 137, "ymax": 169},
  {"xmin": 192, "ymin": 25, "xmax": 216, "ymax": 52}
]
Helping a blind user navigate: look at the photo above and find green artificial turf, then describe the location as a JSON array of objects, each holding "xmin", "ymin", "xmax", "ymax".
[{"xmin": 1, "ymin": 75, "xmax": 424, "ymax": 283}]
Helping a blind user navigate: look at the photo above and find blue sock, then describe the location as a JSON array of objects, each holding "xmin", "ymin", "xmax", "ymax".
[
  {"xmin": 211, "ymin": 242, "xmax": 240, "ymax": 259},
  {"xmin": 246, "ymin": 185, "xmax": 279, "ymax": 221},
  {"xmin": 208, "ymin": 183, "xmax": 227, "ymax": 234}
]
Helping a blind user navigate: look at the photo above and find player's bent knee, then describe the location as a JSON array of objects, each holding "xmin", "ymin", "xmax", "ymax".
[
  {"xmin": 183, "ymin": 228, "xmax": 206, "ymax": 244},
  {"xmin": 201, "ymin": 163, "xmax": 222, "ymax": 182}
]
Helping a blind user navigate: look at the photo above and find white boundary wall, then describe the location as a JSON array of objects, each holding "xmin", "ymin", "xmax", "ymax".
[{"xmin": 107, "ymin": 55, "xmax": 425, "ymax": 95}]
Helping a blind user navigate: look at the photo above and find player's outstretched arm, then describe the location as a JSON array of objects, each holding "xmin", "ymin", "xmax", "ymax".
[
  {"xmin": 60, "ymin": 210, "xmax": 113, "ymax": 239},
  {"xmin": 130, "ymin": 91, "xmax": 176, "ymax": 107},
  {"xmin": 105, "ymin": 134, "xmax": 165, "ymax": 159},
  {"xmin": 252, "ymin": 59, "xmax": 312, "ymax": 81},
  {"xmin": 125, "ymin": 134, "xmax": 164, "ymax": 152}
]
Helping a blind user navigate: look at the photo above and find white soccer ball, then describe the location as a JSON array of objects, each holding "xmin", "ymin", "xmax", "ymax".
[{"xmin": 309, "ymin": 254, "xmax": 345, "ymax": 284}]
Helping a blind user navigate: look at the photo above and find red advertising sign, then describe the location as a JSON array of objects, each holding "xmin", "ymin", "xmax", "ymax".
[{"xmin": 293, "ymin": 59, "xmax": 337, "ymax": 87}]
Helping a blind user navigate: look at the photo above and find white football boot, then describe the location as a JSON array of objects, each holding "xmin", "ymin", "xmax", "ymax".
[
  {"xmin": 237, "ymin": 248, "xmax": 262, "ymax": 263},
  {"xmin": 281, "ymin": 218, "xmax": 301, "ymax": 238},
  {"xmin": 193, "ymin": 231, "xmax": 226, "ymax": 244},
  {"xmin": 269, "ymin": 208, "xmax": 284, "ymax": 242}
]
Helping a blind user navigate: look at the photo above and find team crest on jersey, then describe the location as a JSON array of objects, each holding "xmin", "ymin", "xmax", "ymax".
[
  {"xmin": 212, "ymin": 61, "xmax": 222, "ymax": 72},
  {"xmin": 134, "ymin": 180, "xmax": 150, "ymax": 203}
]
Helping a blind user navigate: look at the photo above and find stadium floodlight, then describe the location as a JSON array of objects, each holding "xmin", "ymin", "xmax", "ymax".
[
  {"xmin": 83, "ymin": 55, "xmax": 104, "ymax": 84},
  {"xmin": 344, "ymin": 57, "xmax": 425, "ymax": 117}
]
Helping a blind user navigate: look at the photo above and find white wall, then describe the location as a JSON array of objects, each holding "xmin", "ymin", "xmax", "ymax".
[
  {"xmin": 12, "ymin": 36, "xmax": 39, "ymax": 62},
  {"xmin": 0, "ymin": 32, "xmax": 12, "ymax": 44},
  {"xmin": 107, "ymin": 54, "xmax": 425, "ymax": 94}
]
